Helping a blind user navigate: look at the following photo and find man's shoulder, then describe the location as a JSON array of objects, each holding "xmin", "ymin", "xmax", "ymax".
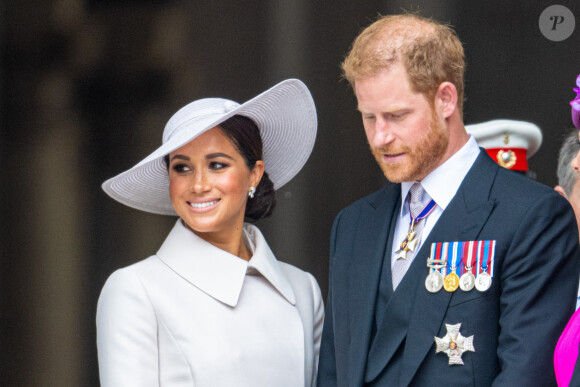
[
  {"xmin": 492, "ymin": 166, "xmax": 558, "ymax": 200},
  {"xmin": 470, "ymin": 152, "xmax": 560, "ymax": 203}
]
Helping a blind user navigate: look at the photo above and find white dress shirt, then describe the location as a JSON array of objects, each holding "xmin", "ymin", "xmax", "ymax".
[
  {"xmin": 391, "ymin": 136, "xmax": 481, "ymax": 268},
  {"xmin": 97, "ymin": 219, "xmax": 324, "ymax": 387}
]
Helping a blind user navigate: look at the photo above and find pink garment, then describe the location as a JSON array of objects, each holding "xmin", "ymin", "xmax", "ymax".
[{"xmin": 555, "ymin": 308, "xmax": 580, "ymax": 387}]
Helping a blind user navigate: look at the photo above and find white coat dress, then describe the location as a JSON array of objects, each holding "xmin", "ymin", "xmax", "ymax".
[{"xmin": 97, "ymin": 220, "xmax": 324, "ymax": 387}]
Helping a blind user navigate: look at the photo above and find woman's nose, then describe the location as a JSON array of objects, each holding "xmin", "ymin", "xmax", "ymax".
[{"xmin": 191, "ymin": 169, "xmax": 210, "ymax": 192}]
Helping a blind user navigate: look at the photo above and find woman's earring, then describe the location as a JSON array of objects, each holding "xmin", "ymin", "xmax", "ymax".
[{"xmin": 248, "ymin": 187, "xmax": 256, "ymax": 199}]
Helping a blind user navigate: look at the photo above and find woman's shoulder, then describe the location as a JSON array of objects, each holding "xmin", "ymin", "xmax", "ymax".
[
  {"xmin": 277, "ymin": 260, "xmax": 313, "ymax": 279},
  {"xmin": 99, "ymin": 256, "xmax": 165, "ymax": 296},
  {"xmin": 277, "ymin": 261, "xmax": 321, "ymax": 296},
  {"xmin": 97, "ymin": 257, "xmax": 164, "ymax": 328},
  {"xmin": 277, "ymin": 261, "xmax": 325, "ymax": 324}
]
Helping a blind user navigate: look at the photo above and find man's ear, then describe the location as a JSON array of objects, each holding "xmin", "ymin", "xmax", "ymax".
[
  {"xmin": 555, "ymin": 185, "xmax": 568, "ymax": 199},
  {"xmin": 435, "ymin": 82, "xmax": 458, "ymax": 119}
]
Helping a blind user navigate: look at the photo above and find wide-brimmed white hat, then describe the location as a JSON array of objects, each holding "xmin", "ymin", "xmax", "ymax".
[{"xmin": 102, "ymin": 78, "xmax": 317, "ymax": 215}]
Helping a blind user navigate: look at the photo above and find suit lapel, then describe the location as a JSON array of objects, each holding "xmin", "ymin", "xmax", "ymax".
[
  {"xmin": 398, "ymin": 153, "xmax": 498, "ymax": 386},
  {"xmin": 347, "ymin": 184, "xmax": 401, "ymax": 387}
]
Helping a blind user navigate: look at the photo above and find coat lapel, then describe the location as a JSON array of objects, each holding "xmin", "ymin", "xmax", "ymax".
[
  {"xmin": 398, "ymin": 153, "xmax": 498, "ymax": 386},
  {"xmin": 347, "ymin": 184, "xmax": 401, "ymax": 387}
]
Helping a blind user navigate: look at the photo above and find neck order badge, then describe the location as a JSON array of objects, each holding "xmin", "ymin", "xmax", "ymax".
[{"xmin": 395, "ymin": 199, "xmax": 436, "ymax": 259}]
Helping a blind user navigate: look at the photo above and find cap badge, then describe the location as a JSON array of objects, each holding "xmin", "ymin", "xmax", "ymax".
[{"xmin": 496, "ymin": 149, "xmax": 516, "ymax": 169}]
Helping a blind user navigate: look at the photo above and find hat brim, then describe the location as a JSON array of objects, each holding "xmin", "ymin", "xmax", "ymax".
[{"xmin": 102, "ymin": 79, "xmax": 317, "ymax": 215}]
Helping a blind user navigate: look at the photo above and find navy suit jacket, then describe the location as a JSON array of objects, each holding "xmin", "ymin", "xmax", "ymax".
[{"xmin": 317, "ymin": 151, "xmax": 580, "ymax": 386}]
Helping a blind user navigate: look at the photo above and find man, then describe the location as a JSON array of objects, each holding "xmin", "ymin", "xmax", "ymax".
[
  {"xmin": 555, "ymin": 130, "xmax": 580, "ymax": 309},
  {"xmin": 317, "ymin": 14, "xmax": 579, "ymax": 386}
]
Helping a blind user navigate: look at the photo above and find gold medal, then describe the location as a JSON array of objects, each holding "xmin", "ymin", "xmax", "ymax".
[{"xmin": 443, "ymin": 272, "xmax": 459, "ymax": 292}]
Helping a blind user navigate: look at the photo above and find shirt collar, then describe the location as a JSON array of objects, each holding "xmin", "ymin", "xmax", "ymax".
[
  {"xmin": 156, "ymin": 220, "xmax": 296, "ymax": 307},
  {"xmin": 400, "ymin": 135, "xmax": 480, "ymax": 216}
]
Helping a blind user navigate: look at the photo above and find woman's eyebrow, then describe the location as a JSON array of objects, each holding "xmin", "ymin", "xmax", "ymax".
[
  {"xmin": 206, "ymin": 152, "xmax": 234, "ymax": 160},
  {"xmin": 169, "ymin": 154, "xmax": 189, "ymax": 162}
]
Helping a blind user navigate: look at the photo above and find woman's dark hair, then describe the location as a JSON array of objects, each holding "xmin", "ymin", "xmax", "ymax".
[
  {"xmin": 219, "ymin": 115, "xmax": 276, "ymax": 221},
  {"xmin": 164, "ymin": 115, "xmax": 276, "ymax": 221}
]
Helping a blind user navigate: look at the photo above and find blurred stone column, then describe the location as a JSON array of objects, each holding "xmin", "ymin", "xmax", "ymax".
[
  {"xmin": 28, "ymin": 73, "xmax": 87, "ymax": 386},
  {"xmin": 1, "ymin": 1, "xmax": 89, "ymax": 384},
  {"xmin": 260, "ymin": 0, "xmax": 313, "ymax": 266}
]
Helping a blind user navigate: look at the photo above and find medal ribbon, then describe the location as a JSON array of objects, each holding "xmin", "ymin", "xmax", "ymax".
[
  {"xmin": 460, "ymin": 241, "xmax": 470, "ymax": 276},
  {"xmin": 476, "ymin": 240, "xmax": 496, "ymax": 277},
  {"xmin": 446, "ymin": 241, "xmax": 461, "ymax": 275},
  {"xmin": 408, "ymin": 198, "xmax": 437, "ymax": 228},
  {"xmin": 482, "ymin": 240, "xmax": 495, "ymax": 276},
  {"xmin": 468, "ymin": 241, "xmax": 478, "ymax": 276},
  {"xmin": 428, "ymin": 242, "xmax": 446, "ymax": 274},
  {"xmin": 441, "ymin": 242, "xmax": 449, "ymax": 273}
]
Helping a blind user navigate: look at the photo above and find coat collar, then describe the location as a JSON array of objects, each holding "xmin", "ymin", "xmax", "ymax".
[{"xmin": 156, "ymin": 220, "xmax": 296, "ymax": 307}]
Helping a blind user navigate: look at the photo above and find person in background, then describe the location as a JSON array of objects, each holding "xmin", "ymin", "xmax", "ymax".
[
  {"xmin": 466, "ymin": 119, "xmax": 542, "ymax": 179},
  {"xmin": 317, "ymin": 13, "xmax": 579, "ymax": 386},
  {"xmin": 554, "ymin": 73, "xmax": 580, "ymax": 387},
  {"xmin": 97, "ymin": 79, "xmax": 324, "ymax": 387},
  {"xmin": 556, "ymin": 131, "xmax": 580, "ymax": 231},
  {"xmin": 555, "ymin": 130, "xmax": 580, "ymax": 310}
]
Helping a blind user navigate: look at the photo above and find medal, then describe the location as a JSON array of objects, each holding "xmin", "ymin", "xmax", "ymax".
[
  {"xmin": 426, "ymin": 271, "xmax": 444, "ymax": 293},
  {"xmin": 459, "ymin": 272, "xmax": 475, "ymax": 291},
  {"xmin": 395, "ymin": 197, "xmax": 437, "ymax": 260},
  {"xmin": 444, "ymin": 273, "xmax": 459, "ymax": 292},
  {"xmin": 459, "ymin": 241, "xmax": 476, "ymax": 291},
  {"xmin": 475, "ymin": 272, "xmax": 492, "ymax": 291},
  {"xmin": 395, "ymin": 229, "xmax": 418, "ymax": 260},
  {"xmin": 444, "ymin": 242, "xmax": 460, "ymax": 292},
  {"xmin": 434, "ymin": 323, "xmax": 475, "ymax": 365},
  {"xmin": 425, "ymin": 242, "xmax": 446, "ymax": 293},
  {"xmin": 474, "ymin": 240, "xmax": 495, "ymax": 292}
]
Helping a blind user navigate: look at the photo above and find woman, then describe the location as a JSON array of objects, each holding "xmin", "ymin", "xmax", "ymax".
[
  {"xmin": 554, "ymin": 73, "xmax": 580, "ymax": 387},
  {"xmin": 97, "ymin": 79, "xmax": 323, "ymax": 386}
]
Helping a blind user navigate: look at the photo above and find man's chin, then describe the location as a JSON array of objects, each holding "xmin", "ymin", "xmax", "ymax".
[{"xmin": 380, "ymin": 166, "xmax": 411, "ymax": 183}]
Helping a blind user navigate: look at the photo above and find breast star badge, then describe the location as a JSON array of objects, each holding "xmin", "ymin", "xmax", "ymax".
[{"xmin": 434, "ymin": 323, "xmax": 474, "ymax": 365}]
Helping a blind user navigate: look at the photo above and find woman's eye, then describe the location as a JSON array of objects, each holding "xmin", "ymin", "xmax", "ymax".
[
  {"xmin": 172, "ymin": 163, "xmax": 190, "ymax": 173},
  {"xmin": 210, "ymin": 162, "xmax": 228, "ymax": 170}
]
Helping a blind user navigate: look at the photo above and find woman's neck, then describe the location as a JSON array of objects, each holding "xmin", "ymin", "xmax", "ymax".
[{"xmin": 188, "ymin": 222, "xmax": 252, "ymax": 261}]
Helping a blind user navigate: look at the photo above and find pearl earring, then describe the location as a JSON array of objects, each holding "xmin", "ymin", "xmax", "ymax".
[{"xmin": 248, "ymin": 187, "xmax": 256, "ymax": 199}]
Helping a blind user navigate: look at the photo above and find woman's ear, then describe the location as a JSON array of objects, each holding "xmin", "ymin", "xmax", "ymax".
[{"xmin": 251, "ymin": 160, "xmax": 265, "ymax": 188}]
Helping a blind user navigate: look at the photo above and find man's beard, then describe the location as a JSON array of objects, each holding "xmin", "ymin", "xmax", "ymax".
[{"xmin": 371, "ymin": 110, "xmax": 449, "ymax": 183}]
